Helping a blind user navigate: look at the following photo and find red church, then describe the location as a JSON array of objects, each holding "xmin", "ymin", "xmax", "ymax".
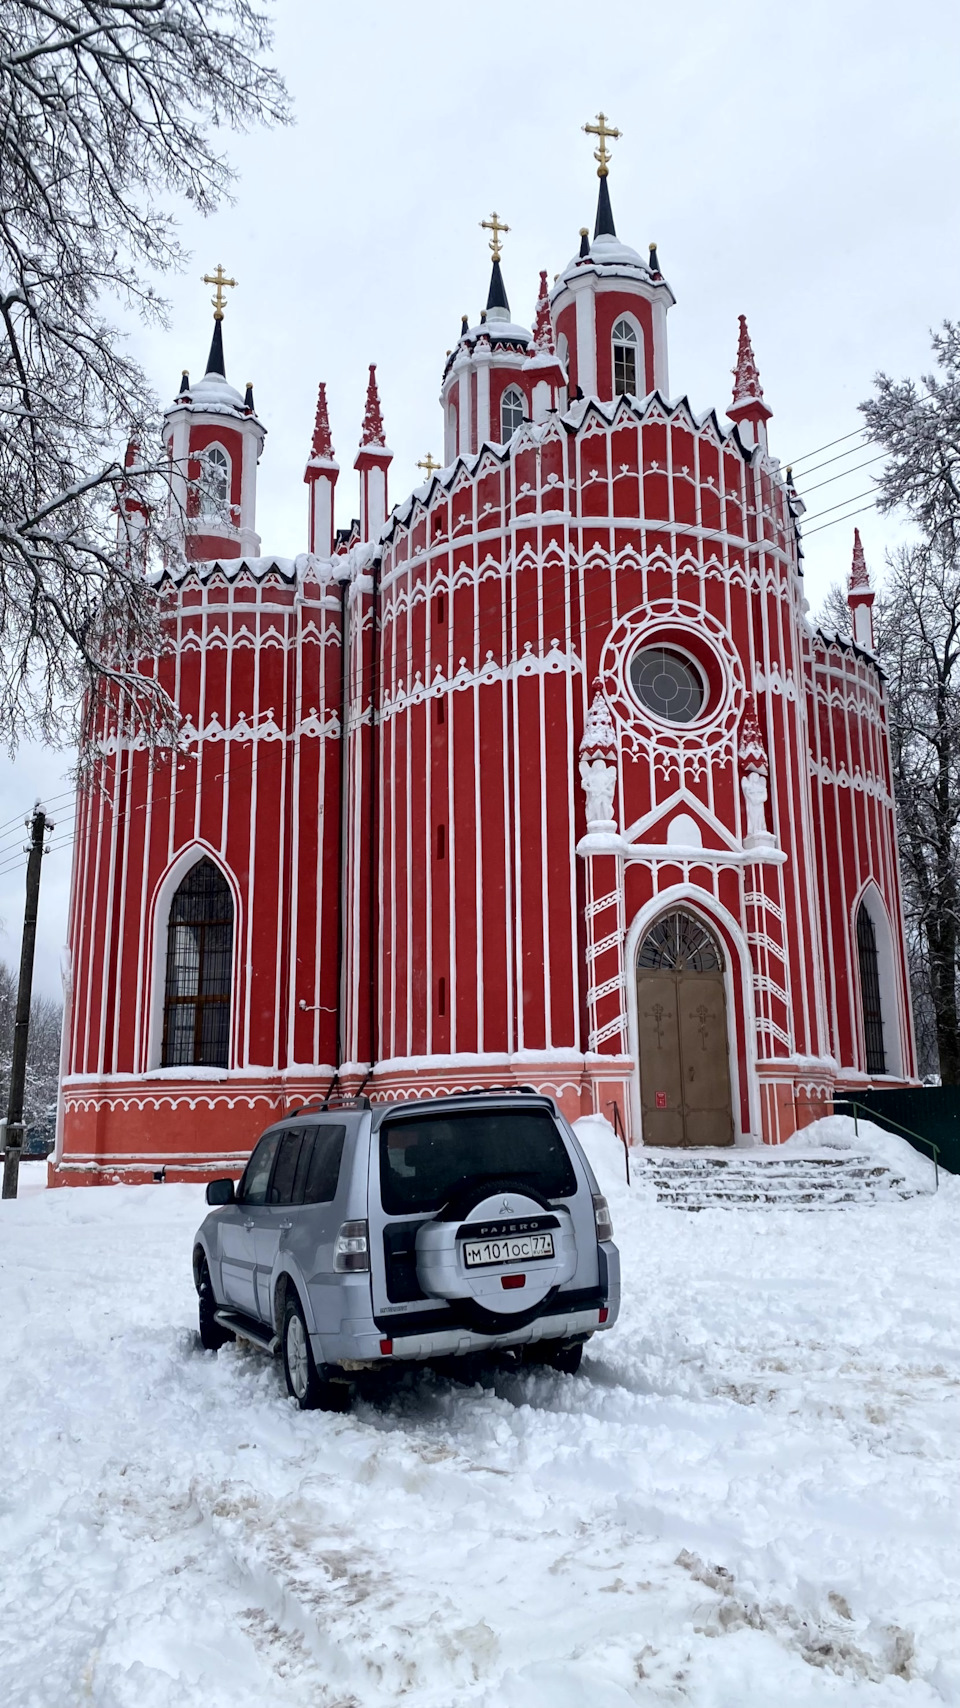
[{"xmin": 53, "ymin": 123, "xmax": 916, "ymax": 1184}]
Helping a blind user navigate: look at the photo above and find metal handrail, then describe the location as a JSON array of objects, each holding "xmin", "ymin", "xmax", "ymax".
[
  {"xmin": 834, "ymin": 1098, "xmax": 940, "ymax": 1191},
  {"xmin": 796, "ymin": 1094, "xmax": 940, "ymax": 1191},
  {"xmin": 606, "ymin": 1100, "xmax": 631, "ymax": 1185}
]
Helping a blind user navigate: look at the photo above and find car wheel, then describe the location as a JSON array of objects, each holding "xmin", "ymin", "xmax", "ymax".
[
  {"xmin": 282, "ymin": 1293, "xmax": 350, "ymax": 1412},
  {"xmin": 526, "ymin": 1339, "xmax": 583, "ymax": 1375},
  {"xmin": 197, "ymin": 1258, "xmax": 234, "ymax": 1352}
]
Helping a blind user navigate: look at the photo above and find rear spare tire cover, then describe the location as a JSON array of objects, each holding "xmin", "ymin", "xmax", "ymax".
[{"xmin": 415, "ymin": 1178, "xmax": 578, "ymax": 1331}]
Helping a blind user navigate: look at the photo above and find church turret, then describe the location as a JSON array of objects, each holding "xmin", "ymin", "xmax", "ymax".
[
  {"xmin": 847, "ymin": 528, "xmax": 876, "ymax": 651},
  {"xmin": 162, "ymin": 266, "xmax": 265, "ymax": 563},
  {"xmin": 304, "ymin": 380, "xmax": 339, "ymax": 558},
  {"xmin": 549, "ymin": 116, "xmax": 675, "ymax": 403},
  {"xmin": 440, "ymin": 213, "xmax": 532, "ymax": 460},
  {"xmin": 354, "ymin": 364, "xmax": 392, "ymax": 542},
  {"xmin": 727, "ymin": 314, "xmax": 773, "ymax": 454}
]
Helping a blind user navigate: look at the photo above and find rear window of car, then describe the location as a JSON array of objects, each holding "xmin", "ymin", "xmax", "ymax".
[{"xmin": 379, "ymin": 1109, "xmax": 578, "ymax": 1215}]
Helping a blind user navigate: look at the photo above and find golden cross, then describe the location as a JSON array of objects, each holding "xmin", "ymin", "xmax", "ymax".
[
  {"xmin": 417, "ymin": 453, "xmax": 441, "ymax": 478},
  {"xmin": 480, "ymin": 211, "xmax": 510, "ymax": 263},
  {"xmin": 202, "ymin": 264, "xmax": 238, "ymax": 320},
  {"xmin": 583, "ymin": 112, "xmax": 622, "ymax": 177}
]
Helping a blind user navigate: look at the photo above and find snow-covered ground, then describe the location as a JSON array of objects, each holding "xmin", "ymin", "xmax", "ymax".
[{"xmin": 1, "ymin": 1122, "xmax": 958, "ymax": 1707}]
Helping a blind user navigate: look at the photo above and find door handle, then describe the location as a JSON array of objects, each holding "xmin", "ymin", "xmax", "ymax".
[
  {"xmin": 278, "ymin": 1220, "xmax": 292, "ymax": 1232},
  {"xmin": 243, "ymin": 1219, "xmax": 254, "ymax": 1231}
]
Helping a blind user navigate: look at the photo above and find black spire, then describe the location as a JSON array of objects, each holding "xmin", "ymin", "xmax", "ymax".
[
  {"xmin": 244, "ymin": 381, "xmax": 255, "ymax": 412},
  {"xmin": 205, "ymin": 317, "xmax": 226, "ymax": 378},
  {"xmin": 578, "ymin": 226, "xmax": 590, "ymax": 258},
  {"xmin": 593, "ymin": 175, "xmax": 616, "ymax": 239},
  {"xmin": 648, "ymin": 242, "xmax": 661, "ymax": 275},
  {"xmin": 177, "ymin": 368, "xmax": 190, "ymax": 398},
  {"xmin": 486, "ymin": 258, "xmax": 510, "ymax": 315},
  {"xmin": 461, "ymin": 313, "xmax": 469, "ymax": 338}
]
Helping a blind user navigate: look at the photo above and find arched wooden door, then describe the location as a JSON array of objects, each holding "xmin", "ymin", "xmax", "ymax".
[{"xmin": 636, "ymin": 910, "xmax": 734, "ymax": 1147}]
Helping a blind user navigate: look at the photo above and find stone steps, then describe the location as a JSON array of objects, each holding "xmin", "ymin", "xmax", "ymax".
[{"xmin": 636, "ymin": 1147, "xmax": 924, "ymax": 1210}]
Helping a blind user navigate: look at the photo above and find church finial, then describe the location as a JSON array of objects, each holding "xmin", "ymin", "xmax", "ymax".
[
  {"xmin": 532, "ymin": 269, "xmax": 555, "ymax": 354},
  {"xmin": 849, "ymin": 527, "xmax": 871, "ymax": 589},
  {"xmin": 481, "ymin": 212, "xmax": 511, "ymax": 317},
  {"xmin": 177, "ymin": 368, "xmax": 190, "ymax": 399},
  {"xmin": 583, "ymin": 114, "xmax": 621, "ymax": 240},
  {"xmin": 311, "ymin": 380, "xmax": 334, "ymax": 459},
  {"xmin": 202, "ymin": 263, "xmax": 238, "ymax": 321},
  {"xmin": 480, "ymin": 210, "xmax": 510, "ymax": 263},
  {"xmin": 648, "ymin": 242, "xmax": 661, "ymax": 275},
  {"xmin": 731, "ymin": 313, "xmax": 764, "ymax": 406},
  {"xmin": 583, "ymin": 112, "xmax": 621, "ymax": 178},
  {"xmin": 360, "ymin": 363, "xmax": 386, "ymax": 447},
  {"xmin": 578, "ymin": 226, "xmax": 590, "ymax": 258},
  {"xmin": 200, "ymin": 264, "xmax": 237, "ymax": 378}
]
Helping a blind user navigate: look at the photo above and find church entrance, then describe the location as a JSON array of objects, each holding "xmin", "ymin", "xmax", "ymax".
[{"xmin": 636, "ymin": 910, "xmax": 734, "ymax": 1147}]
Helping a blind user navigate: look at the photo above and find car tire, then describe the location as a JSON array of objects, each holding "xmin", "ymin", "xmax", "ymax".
[
  {"xmin": 282, "ymin": 1293, "xmax": 350, "ymax": 1412},
  {"xmin": 197, "ymin": 1258, "xmax": 234, "ymax": 1351},
  {"xmin": 525, "ymin": 1339, "xmax": 584, "ymax": 1375}
]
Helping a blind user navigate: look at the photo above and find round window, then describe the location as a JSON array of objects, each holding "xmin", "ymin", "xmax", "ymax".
[{"xmin": 629, "ymin": 647, "xmax": 704, "ymax": 723}]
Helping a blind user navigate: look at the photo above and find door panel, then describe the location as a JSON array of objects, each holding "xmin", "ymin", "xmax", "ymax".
[
  {"xmin": 677, "ymin": 972, "xmax": 733, "ymax": 1147},
  {"xmin": 637, "ymin": 973, "xmax": 685, "ymax": 1146},
  {"xmin": 219, "ymin": 1210, "xmax": 258, "ymax": 1312}
]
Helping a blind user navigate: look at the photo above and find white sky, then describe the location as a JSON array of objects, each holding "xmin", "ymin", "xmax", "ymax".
[{"xmin": 2, "ymin": 0, "xmax": 957, "ymax": 999}]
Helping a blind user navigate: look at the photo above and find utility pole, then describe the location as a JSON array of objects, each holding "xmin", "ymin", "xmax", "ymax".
[{"xmin": 2, "ymin": 806, "xmax": 49, "ymax": 1201}]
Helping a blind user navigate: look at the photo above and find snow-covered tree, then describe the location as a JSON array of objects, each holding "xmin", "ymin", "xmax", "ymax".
[
  {"xmin": 819, "ymin": 329, "xmax": 960, "ymax": 1081},
  {"xmin": 0, "ymin": 961, "xmax": 62, "ymax": 1147},
  {"xmin": 0, "ymin": 2, "xmax": 288, "ymax": 747}
]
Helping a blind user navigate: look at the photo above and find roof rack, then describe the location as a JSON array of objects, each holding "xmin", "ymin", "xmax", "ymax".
[{"xmin": 289, "ymin": 1093, "xmax": 371, "ymax": 1113}]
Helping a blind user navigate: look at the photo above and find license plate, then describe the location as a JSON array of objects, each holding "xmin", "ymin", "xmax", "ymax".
[{"xmin": 462, "ymin": 1232, "xmax": 555, "ymax": 1268}]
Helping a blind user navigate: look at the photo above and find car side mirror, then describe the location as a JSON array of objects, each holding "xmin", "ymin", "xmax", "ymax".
[{"xmin": 205, "ymin": 1177, "xmax": 236, "ymax": 1206}]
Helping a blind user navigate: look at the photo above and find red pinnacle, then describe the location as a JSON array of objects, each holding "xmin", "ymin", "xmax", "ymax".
[
  {"xmin": 360, "ymin": 363, "xmax": 386, "ymax": 447},
  {"xmin": 849, "ymin": 527, "xmax": 870, "ymax": 589},
  {"xmin": 311, "ymin": 381, "xmax": 334, "ymax": 459},
  {"xmin": 731, "ymin": 314, "xmax": 764, "ymax": 406},
  {"xmin": 738, "ymin": 693, "xmax": 768, "ymax": 771},
  {"xmin": 532, "ymin": 269, "xmax": 555, "ymax": 354}
]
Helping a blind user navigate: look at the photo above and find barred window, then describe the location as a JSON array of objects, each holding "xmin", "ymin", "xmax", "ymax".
[
  {"xmin": 856, "ymin": 904, "xmax": 886, "ymax": 1074},
  {"xmin": 161, "ymin": 859, "xmax": 233, "ymax": 1067}
]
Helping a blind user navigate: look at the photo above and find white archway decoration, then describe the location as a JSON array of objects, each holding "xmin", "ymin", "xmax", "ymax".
[
  {"xmin": 623, "ymin": 884, "xmax": 761, "ymax": 1145},
  {"xmin": 143, "ymin": 842, "xmax": 242, "ymax": 1072},
  {"xmin": 852, "ymin": 880, "xmax": 903, "ymax": 1077}
]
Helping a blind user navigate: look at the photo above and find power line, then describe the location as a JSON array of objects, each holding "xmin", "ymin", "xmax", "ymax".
[
  {"xmin": 786, "ymin": 427, "xmax": 867, "ymax": 469},
  {"xmin": 800, "ymin": 487, "xmax": 878, "ymax": 524},
  {"xmin": 789, "ymin": 436, "xmax": 870, "ymax": 480},
  {"xmin": 795, "ymin": 453, "xmax": 886, "ymax": 498},
  {"xmin": 803, "ymin": 501, "xmax": 878, "ymax": 538}
]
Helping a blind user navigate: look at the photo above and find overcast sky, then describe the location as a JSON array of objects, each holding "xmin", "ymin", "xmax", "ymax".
[{"xmin": 1, "ymin": 0, "xmax": 957, "ymax": 999}]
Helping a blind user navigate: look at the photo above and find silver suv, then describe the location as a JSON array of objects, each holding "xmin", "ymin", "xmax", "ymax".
[{"xmin": 193, "ymin": 1090, "xmax": 620, "ymax": 1409}]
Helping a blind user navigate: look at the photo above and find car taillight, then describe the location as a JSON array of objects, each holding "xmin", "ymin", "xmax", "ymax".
[
  {"xmin": 333, "ymin": 1219, "xmax": 370, "ymax": 1272},
  {"xmin": 592, "ymin": 1193, "xmax": 614, "ymax": 1242}
]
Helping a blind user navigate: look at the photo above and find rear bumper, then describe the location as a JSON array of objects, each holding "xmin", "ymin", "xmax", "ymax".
[{"xmin": 316, "ymin": 1241, "xmax": 621, "ymax": 1368}]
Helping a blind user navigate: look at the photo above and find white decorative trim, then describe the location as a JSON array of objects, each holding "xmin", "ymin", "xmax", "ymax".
[
  {"xmin": 379, "ymin": 639, "xmax": 583, "ymax": 725},
  {"xmin": 809, "ymin": 758, "xmax": 892, "ymax": 807}
]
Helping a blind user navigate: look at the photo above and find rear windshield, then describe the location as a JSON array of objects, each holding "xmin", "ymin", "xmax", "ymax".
[{"xmin": 379, "ymin": 1109, "xmax": 578, "ymax": 1215}]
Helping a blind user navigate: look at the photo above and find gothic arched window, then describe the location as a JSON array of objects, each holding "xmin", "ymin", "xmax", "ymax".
[
  {"xmin": 500, "ymin": 385, "xmax": 525, "ymax": 441},
  {"xmin": 612, "ymin": 318, "xmax": 638, "ymax": 396},
  {"xmin": 856, "ymin": 904, "xmax": 886, "ymax": 1074},
  {"xmin": 161, "ymin": 859, "xmax": 233, "ymax": 1067},
  {"xmin": 200, "ymin": 445, "xmax": 230, "ymax": 516}
]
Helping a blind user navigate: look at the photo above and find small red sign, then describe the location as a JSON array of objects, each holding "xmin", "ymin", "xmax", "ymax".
[{"xmin": 655, "ymin": 1091, "xmax": 667, "ymax": 1109}]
